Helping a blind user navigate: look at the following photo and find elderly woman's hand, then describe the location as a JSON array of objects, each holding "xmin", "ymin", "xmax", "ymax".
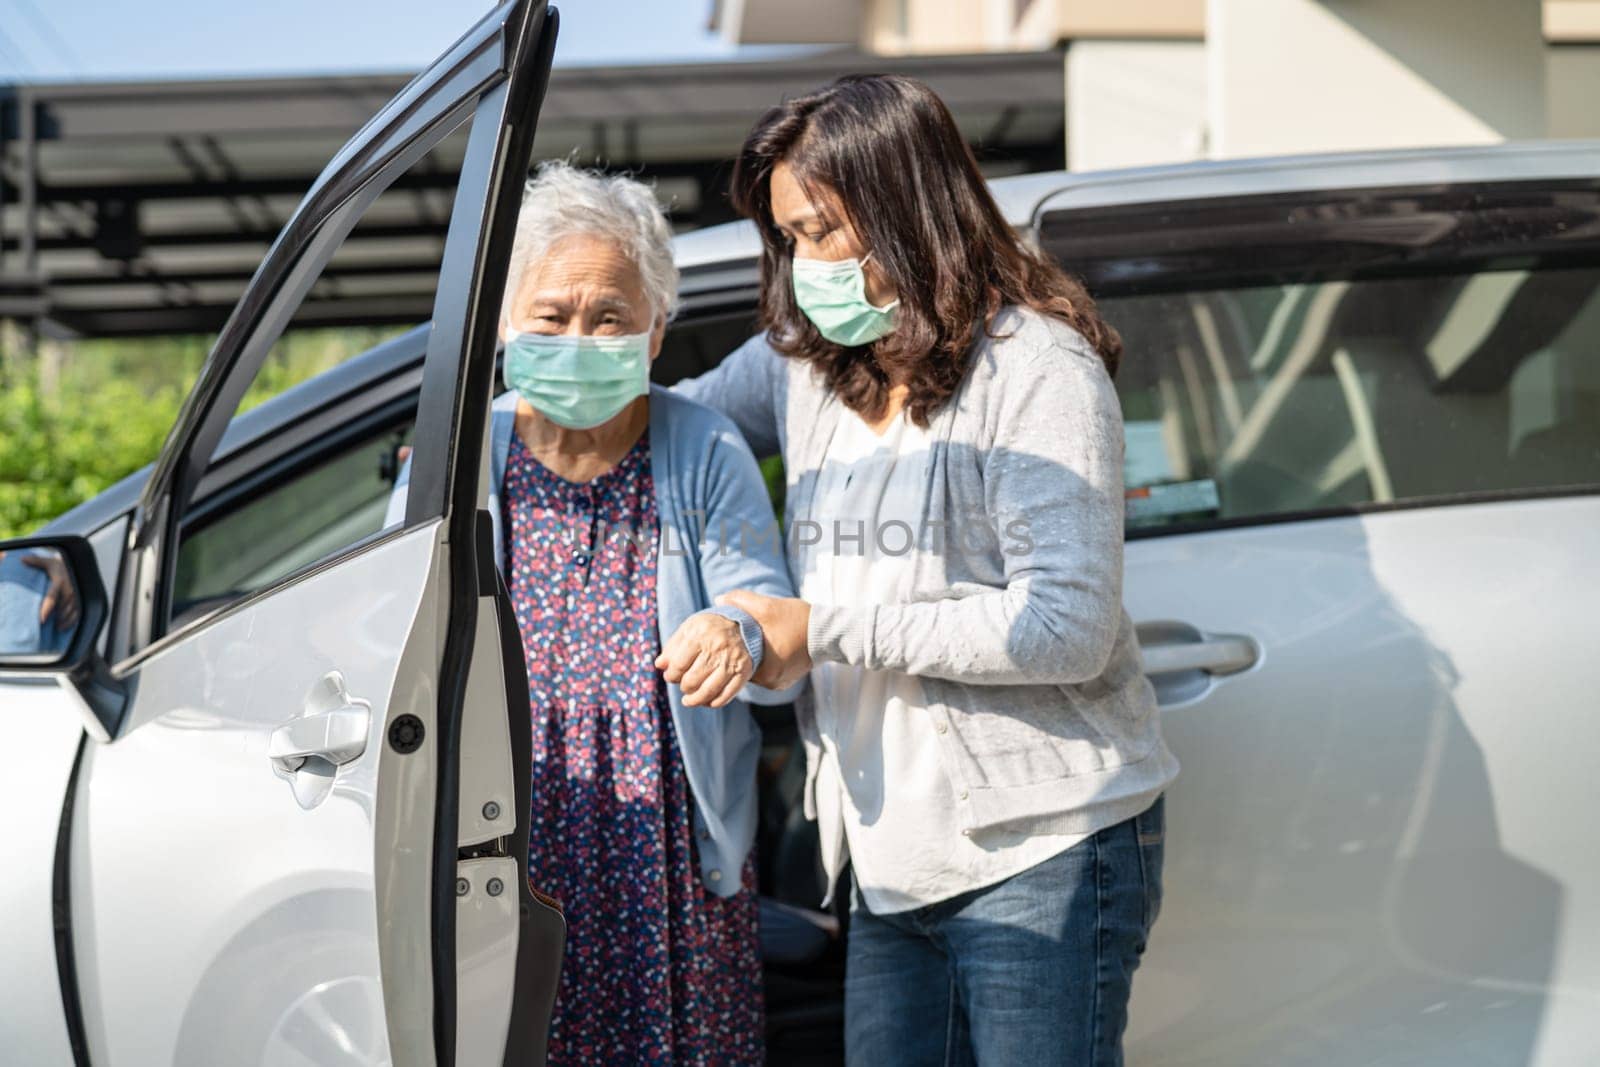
[
  {"xmin": 716, "ymin": 590, "xmax": 812, "ymax": 691},
  {"xmin": 656, "ymin": 612, "xmax": 755, "ymax": 708}
]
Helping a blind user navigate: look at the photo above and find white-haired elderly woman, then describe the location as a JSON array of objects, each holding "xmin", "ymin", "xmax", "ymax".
[{"xmin": 390, "ymin": 161, "xmax": 795, "ymax": 1063}]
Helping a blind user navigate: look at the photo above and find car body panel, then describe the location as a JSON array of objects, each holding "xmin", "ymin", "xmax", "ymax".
[
  {"xmin": 70, "ymin": 523, "xmax": 441, "ymax": 1065},
  {"xmin": 1121, "ymin": 497, "xmax": 1600, "ymax": 1065},
  {"xmin": 0, "ymin": 685, "xmax": 81, "ymax": 1064}
]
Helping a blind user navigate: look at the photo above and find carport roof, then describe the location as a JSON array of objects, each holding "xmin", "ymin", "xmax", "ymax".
[{"xmin": 0, "ymin": 49, "xmax": 1066, "ymax": 337}]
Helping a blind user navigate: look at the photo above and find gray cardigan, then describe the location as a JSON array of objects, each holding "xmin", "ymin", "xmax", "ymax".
[{"xmin": 678, "ymin": 306, "xmax": 1178, "ymax": 839}]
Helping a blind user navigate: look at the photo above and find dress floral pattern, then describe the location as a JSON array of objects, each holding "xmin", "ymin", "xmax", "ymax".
[{"xmin": 503, "ymin": 429, "xmax": 764, "ymax": 1065}]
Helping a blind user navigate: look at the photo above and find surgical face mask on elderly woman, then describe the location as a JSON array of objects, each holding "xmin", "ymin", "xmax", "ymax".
[{"xmin": 502, "ymin": 233, "xmax": 660, "ymax": 430}]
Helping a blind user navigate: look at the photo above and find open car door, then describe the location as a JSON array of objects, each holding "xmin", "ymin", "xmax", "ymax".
[{"xmin": 59, "ymin": 3, "xmax": 563, "ymax": 1064}]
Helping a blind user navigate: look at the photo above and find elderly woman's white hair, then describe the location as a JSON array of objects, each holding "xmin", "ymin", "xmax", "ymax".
[{"xmin": 501, "ymin": 161, "xmax": 679, "ymax": 325}]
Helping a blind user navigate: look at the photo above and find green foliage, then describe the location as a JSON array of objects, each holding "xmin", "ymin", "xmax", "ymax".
[
  {"xmin": 759, "ymin": 453, "xmax": 785, "ymax": 518},
  {"xmin": 0, "ymin": 327, "xmax": 404, "ymax": 539},
  {"xmin": 0, "ymin": 366, "xmax": 188, "ymax": 538}
]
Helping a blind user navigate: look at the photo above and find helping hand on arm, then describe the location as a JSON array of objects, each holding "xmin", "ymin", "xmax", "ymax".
[{"xmin": 716, "ymin": 590, "xmax": 812, "ymax": 691}]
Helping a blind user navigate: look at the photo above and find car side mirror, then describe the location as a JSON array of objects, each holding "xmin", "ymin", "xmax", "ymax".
[{"xmin": 0, "ymin": 535, "xmax": 125, "ymax": 738}]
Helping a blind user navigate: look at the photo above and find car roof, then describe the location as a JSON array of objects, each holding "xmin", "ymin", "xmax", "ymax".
[
  {"xmin": 1031, "ymin": 139, "xmax": 1600, "ymax": 217},
  {"xmin": 672, "ymin": 140, "xmax": 1600, "ymax": 272},
  {"xmin": 670, "ymin": 168, "xmax": 1075, "ymax": 272}
]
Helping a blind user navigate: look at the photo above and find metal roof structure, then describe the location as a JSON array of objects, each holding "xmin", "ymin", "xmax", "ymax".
[{"xmin": 0, "ymin": 49, "xmax": 1066, "ymax": 339}]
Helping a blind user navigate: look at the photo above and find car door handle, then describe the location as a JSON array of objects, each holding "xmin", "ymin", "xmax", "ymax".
[
  {"xmin": 1141, "ymin": 636, "xmax": 1259, "ymax": 677},
  {"xmin": 268, "ymin": 705, "xmax": 370, "ymax": 773},
  {"xmin": 269, "ymin": 671, "xmax": 372, "ymax": 774},
  {"xmin": 1137, "ymin": 622, "xmax": 1260, "ymax": 677}
]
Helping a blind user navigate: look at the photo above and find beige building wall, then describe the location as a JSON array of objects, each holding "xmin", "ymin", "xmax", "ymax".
[
  {"xmin": 1208, "ymin": 0, "xmax": 1546, "ymax": 158},
  {"xmin": 1066, "ymin": 41, "xmax": 1208, "ymax": 171},
  {"xmin": 864, "ymin": 0, "xmax": 1205, "ymax": 53},
  {"xmin": 1548, "ymin": 45, "xmax": 1600, "ymax": 137},
  {"xmin": 855, "ymin": 0, "xmax": 1589, "ymax": 53},
  {"xmin": 1547, "ymin": 0, "xmax": 1600, "ymax": 39},
  {"xmin": 867, "ymin": 0, "xmax": 989, "ymax": 54},
  {"xmin": 719, "ymin": 0, "xmax": 1600, "ymax": 170}
]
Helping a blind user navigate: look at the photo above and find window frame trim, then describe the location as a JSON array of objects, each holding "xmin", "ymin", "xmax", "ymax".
[{"xmin": 1125, "ymin": 481, "xmax": 1600, "ymax": 541}]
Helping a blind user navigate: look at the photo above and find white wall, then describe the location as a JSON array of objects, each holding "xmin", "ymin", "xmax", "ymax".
[
  {"xmin": 1208, "ymin": 0, "xmax": 1547, "ymax": 158},
  {"xmin": 1067, "ymin": 41, "xmax": 1209, "ymax": 171},
  {"xmin": 1547, "ymin": 45, "xmax": 1600, "ymax": 137}
]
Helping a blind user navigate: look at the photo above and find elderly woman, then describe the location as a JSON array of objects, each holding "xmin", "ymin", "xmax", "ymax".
[{"xmin": 391, "ymin": 162, "xmax": 793, "ymax": 1063}]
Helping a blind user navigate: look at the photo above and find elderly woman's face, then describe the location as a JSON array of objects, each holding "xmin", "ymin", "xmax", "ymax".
[{"xmin": 505, "ymin": 233, "xmax": 663, "ymax": 354}]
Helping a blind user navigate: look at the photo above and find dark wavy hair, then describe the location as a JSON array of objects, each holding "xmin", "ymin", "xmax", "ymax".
[{"xmin": 730, "ymin": 74, "xmax": 1122, "ymax": 427}]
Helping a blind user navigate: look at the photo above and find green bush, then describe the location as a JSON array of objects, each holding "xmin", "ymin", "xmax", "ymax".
[
  {"xmin": 759, "ymin": 453, "xmax": 785, "ymax": 518},
  {"xmin": 0, "ymin": 369, "xmax": 188, "ymax": 538},
  {"xmin": 0, "ymin": 327, "xmax": 402, "ymax": 539}
]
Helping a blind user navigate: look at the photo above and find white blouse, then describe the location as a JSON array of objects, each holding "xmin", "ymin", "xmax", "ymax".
[{"xmin": 801, "ymin": 408, "xmax": 1084, "ymax": 914}]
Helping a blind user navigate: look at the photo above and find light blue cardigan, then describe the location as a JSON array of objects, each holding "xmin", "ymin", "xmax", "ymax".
[
  {"xmin": 389, "ymin": 386, "xmax": 798, "ymax": 896},
  {"xmin": 0, "ymin": 554, "xmax": 70, "ymax": 658}
]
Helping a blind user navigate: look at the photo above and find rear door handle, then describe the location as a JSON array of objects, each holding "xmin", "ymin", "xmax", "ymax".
[
  {"xmin": 268, "ymin": 672, "xmax": 372, "ymax": 806},
  {"xmin": 1136, "ymin": 621, "xmax": 1260, "ymax": 707},
  {"xmin": 1140, "ymin": 634, "xmax": 1259, "ymax": 677}
]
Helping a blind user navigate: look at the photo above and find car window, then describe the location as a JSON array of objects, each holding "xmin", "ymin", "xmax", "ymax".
[
  {"xmin": 1100, "ymin": 264, "xmax": 1600, "ymax": 532},
  {"xmin": 165, "ymin": 124, "xmax": 468, "ymax": 626},
  {"xmin": 170, "ymin": 422, "xmax": 413, "ymax": 625}
]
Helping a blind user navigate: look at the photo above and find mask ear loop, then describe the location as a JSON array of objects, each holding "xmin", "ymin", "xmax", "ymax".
[{"xmin": 857, "ymin": 250, "xmax": 899, "ymax": 313}]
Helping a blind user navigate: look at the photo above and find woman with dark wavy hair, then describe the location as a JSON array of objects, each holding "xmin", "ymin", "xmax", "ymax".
[{"xmin": 679, "ymin": 74, "xmax": 1177, "ymax": 1066}]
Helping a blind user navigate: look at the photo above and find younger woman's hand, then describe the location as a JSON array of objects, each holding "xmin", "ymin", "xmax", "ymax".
[
  {"xmin": 656, "ymin": 612, "xmax": 754, "ymax": 708},
  {"xmin": 715, "ymin": 591, "xmax": 812, "ymax": 690},
  {"xmin": 24, "ymin": 553, "xmax": 79, "ymax": 629}
]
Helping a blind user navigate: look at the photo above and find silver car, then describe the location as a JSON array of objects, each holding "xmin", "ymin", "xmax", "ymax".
[{"xmin": 3, "ymin": 0, "xmax": 1597, "ymax": 1060}]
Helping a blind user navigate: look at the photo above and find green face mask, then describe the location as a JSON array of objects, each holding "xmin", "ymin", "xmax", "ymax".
[
  {"xmin": 503, "ymin": 330, "xmax": 651, "ymax": 430},
  {"xmin": 791, "ymin": 252, "xmax": 899, "ymax": 346}
]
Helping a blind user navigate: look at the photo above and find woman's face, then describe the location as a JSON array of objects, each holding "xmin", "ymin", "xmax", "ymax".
[
  {"xmin": 504, "ymin": 233, "xmax": 664, "ymax": 356},
  {"xmin": 770, "ymin": 161, "xmax": 898, "ymax": 308}
]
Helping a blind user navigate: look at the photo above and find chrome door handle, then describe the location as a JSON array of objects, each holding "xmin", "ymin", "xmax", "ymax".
[
  {"xmin": 1140, "ymin": 634, "xmax": 1259, "ymax": 677},
  {"xmin": 269, "ymin": 671, "xmax": 372, "ymax": 795}
]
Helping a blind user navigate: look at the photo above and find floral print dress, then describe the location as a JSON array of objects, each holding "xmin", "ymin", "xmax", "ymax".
[{"xmin": 503, "ymin": 429, "xmax": 764, "ymax": 1065}]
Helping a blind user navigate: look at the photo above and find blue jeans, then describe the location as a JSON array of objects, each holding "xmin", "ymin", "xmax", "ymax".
[{"xmin": 844, "ymin": 797, "xmax": 1165, "ymax": 1067}]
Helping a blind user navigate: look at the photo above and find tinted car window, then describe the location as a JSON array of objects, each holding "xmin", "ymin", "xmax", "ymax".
[
  {"xmin": 171, "ymin": 423, "xmax": 412, "ymax": 623},
  {"xmin": 1042, "ymin": 181, "xmax": 1600, "ymax": 533},
  {"xmin": 1102, "ymin": 267, "xmax": 1600, "ymax": 530}
]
